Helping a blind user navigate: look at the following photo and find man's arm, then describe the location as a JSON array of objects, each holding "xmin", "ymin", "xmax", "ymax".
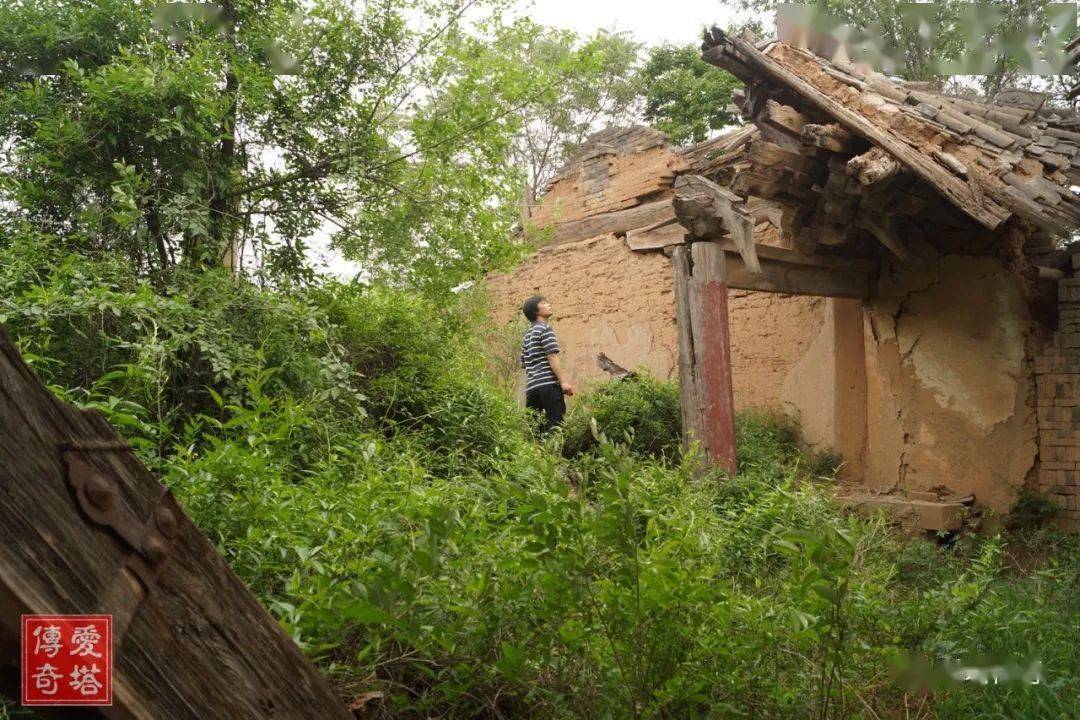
[
  {"xmin": 547, "ymin": 353, "xmax": 575, "ymax": 396},
  {"xmin": 541, "ymin": 326, "xmax": 574, "ymax": 395}
]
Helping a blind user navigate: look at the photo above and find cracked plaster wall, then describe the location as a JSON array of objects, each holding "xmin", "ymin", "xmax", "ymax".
[
  {"xmin": 863, "ymin": 254, "xmax": 1037, "ymax": 514},
  {"xmin": 781, "ymin": 298, "xmax": 868, "ymax": 478}
]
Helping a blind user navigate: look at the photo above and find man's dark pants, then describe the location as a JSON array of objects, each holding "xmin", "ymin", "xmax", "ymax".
[{"xmin": 526, "ymin": 384, "xmax": 566, "ymax": 435}]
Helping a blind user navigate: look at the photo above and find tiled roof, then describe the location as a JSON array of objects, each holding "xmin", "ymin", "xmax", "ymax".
[{"xmin": 702, "ymin": 27, "xmax": 1080, "ymax": 238}]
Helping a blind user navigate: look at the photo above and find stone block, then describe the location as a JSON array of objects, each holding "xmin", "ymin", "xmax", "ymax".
[
  {"xmin": 837, "ymin": 494, "xmax": 965, "ymax": 533},
  {"xmin": 1041, "ymin": 443, "xmax": 1066, "ymax": 461},
  {"xmin": 1038, "ymin": 404, "xmax": 1066, "ymax": 422},
  {"xmin": 1060, "ymin": 284, "xmax": 1080, "ymax": 303},
  {"xmin": 913, "ymin": 501, "xmax": 966, "ymax": 532}
]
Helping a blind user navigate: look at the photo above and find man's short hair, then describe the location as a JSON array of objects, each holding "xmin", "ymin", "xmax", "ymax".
[{"xmin": 522, "ymin": 295, "xmax": 545, "ymax": 322}]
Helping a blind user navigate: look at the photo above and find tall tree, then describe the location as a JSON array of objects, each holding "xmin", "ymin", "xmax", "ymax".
[
  {"xmin": 640, "ymin": 44, "xmax": 741, "ymax": 145},
  {"xmin": 0, "ymin": 1, "xmax": 553, "ymax": 292},
  {"xmin": 327, "ymin": 17, "xmax": 646, "ymax": 289}
]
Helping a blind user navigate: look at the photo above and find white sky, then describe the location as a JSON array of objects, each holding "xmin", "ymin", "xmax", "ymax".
[{"xmin": 515, "ymin": 0, "xmax": 753, "ymax": 48}]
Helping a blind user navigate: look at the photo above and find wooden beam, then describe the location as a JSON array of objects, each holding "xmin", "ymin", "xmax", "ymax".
[
  {"xmin": 802, "ymin": 122, "xmax": 856, "ymax": 152},
  {"xmin": 762, "ymin": 99, "xmax": 807, "ymax": 136},
  {"xmin": 847, "ymin": 147, "xmax": 901, "ymax": 186},
  {"xmin": 747, "ymin": 138, "xmax": 816, "ymax": 176},
  {"xmin": 856, "ymin": 212, "xmax": 910, "ymax": 261},
  {"xmin": 688, "ymin": 242, "xmax": 738, "ymax": 474},
  {"xmin": 746, "ymin": 197, "xmax": 784, "ymax": 226},
  {"xmin": 625, "ymin": 218, "xmax": 685, "ymax": 251},
  {"xmin": 715, "ymin": 240, "xmax": 876, "ymax": 299},
  {"xmin": 540, "ymin": 199, "xmax": 675, "ymax": 245},
  {"xmin": 673, "ymin": 175, "xmax": 761, "ymax": 273},
  {"xmin": 703, "ymin": 33, "xmax": 1011, "ymax": 230},
  {"xmin": 0, "ymin": 325, "xmax": 352, "ymax": 720}
]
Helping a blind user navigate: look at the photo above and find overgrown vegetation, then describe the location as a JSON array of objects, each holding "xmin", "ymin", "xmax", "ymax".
[
  {"xmin": 3, "ymin": 235, "xmax": 1079, "ymax": 718},
  {"xmin": 2, "ymin": 2, "xmax": 1079, "ymax": 718}
]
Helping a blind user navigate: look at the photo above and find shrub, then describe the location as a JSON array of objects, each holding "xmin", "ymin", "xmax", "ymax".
[
  {"xmin": 561, "ymin": 374, "xmax": 682, "ymax": 460},
  {"xmin": 313, "ymin": 283, "xmax": 531, "ymax": 472},
  {"xmin": 4, "ymin": 234, "xmax": 1079, "ymax": 720}
]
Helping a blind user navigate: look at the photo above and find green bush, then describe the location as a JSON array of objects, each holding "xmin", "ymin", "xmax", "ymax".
[
  {"xmin": 561, "ymin": 374, "xmax": 683, "ymax": 460},
  {"xmin": 314, "ymin": 283, "xmax": 531, "ymax": 473}
]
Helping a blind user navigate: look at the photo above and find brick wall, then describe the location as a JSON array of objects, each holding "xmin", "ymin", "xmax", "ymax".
[{"xmin": 1034, "ymin": 276, "xmax": 1080, "ymax": 528}]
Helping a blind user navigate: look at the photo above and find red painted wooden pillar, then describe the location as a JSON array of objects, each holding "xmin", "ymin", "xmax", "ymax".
[{"xmin": 673, "ymin": 242, "xmax": 738, "ymax": 475}]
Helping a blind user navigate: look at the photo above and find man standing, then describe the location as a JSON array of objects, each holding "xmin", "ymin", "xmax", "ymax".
[{"xmin": 521, "ymin": 295, "xmax": 575, "ymax": 435}]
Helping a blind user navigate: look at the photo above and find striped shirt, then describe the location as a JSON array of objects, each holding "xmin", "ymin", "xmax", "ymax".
[{"xmin": 521, "ymin": 322, "xmax": 560, "ymax": 393}]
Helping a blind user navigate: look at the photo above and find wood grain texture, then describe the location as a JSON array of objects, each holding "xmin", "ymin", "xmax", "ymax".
[
  {"xmin": 0, "ymin": 324, "xmax": 351, "ymax": 720},
  {"xmin": 671, "ymin": 246, "xmax": 703, "ymax": 455},
  {"xmin": 543, "ymin": 200, "xmax": 675, "ymax": 246},
  {"xmin": 673, "ymin": 175, "xmax": 761, "ymax": 274}
]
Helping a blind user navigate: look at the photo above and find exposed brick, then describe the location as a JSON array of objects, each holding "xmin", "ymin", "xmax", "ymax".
[
  {"xmin": 1039, "ymin": 406, "xmax": 1065, "ymax": 423},
  {"xmin": 1042, "ymin": 444, "xmax": 1066, "ymax": 461}
]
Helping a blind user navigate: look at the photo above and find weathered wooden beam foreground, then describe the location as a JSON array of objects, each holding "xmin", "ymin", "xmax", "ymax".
[
  {"xmin": 672, "ymin": 243, "xmax": 738, "ymax": 474},
  {"xmin": 0, "ymin": 325, "xmax": 352, "ymax": 719}
]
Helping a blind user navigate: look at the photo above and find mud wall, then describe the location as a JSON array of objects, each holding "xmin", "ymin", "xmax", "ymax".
[
  {"xmin": 781, "ymin": 298, "xmax": 868, "ymax": 474},
  {"xmin": 487, "ymin": 239, "xmax": 1041, "ymax": 513},
  {"xmin": 862, "ymin": 255, "xmax": 1038, "ymax": 515},
  {"xmin": 484, "ymin": 233, "xmax": 832, "ymax": 411}
]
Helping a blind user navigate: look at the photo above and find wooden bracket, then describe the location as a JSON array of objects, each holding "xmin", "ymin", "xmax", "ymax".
[
  {"xmin": 60, "ymin": 443, "xmax": 181, "ymax": 595},
  {"xmin": 673, "ymin": 175, "xmax": 761, "ymax": 273}
]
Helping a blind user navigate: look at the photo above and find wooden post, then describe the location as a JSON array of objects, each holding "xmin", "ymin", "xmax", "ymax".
[
  {"xmin": 672, "ymin": 246, "xmax": 703, "ymax": 453},
  {"xmin": 672, "ymin": 242, "xmax": 739, "ymax": 474}
]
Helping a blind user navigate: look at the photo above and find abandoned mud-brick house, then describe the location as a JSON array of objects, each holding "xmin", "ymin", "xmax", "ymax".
[{"xmin": 486, "ymin": 28, "xmax": 1080, "ymax": 529}]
